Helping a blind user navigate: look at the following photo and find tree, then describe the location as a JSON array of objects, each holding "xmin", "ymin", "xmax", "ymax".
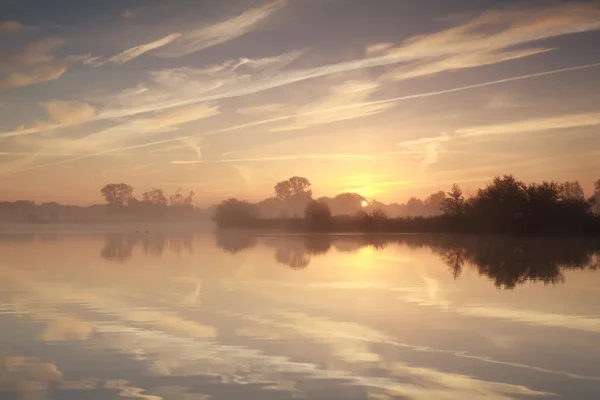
[
  {"xmin": 170, "ymin": 189, "xmax": 184, "ymax": 206},
  {"xmin": 169, "ymin": 189, "xmax": 195, "ymax": 206},
  {"xmin": 560, "ymin": 181, "xmax": 585, "ymax": 201},
  {"xmin": 214, "ymin": 198, "xmax": 259, "ymax": 228},
  {"xmin": 274, "ymin": 176, "xmax": 312, "ymax": 201},
  {"xmin": 471, "ymin": 175, "xmax": 528, "ymax": 232},
  {"xmin": 184, "ymin": 190, "xmax": 195, "ymax": 205},
  {"xmin": 593, "ymin": 179, "xmax": 600, "ymax": 214},
  {"xmin": 405, "ymin": 197, "xmax": 425, "ymax": 216},
  {"xmin": 141, "ymin": 188, "xmax": 167, "ymax": 206},
  {"xmin": 424, "ymin": 190, "xmax": 446, "ymax": 215},
  {"xmin": 321, "ymin": 192, "xmax": 367, "ymax": 216},
  {"xmin": 304, "ymin": 200, "xmax": 332, "ymax": 230},
  {"xmin": 371, "ymin": 209, "xmax": 387, "ymax": 220},
  {"xmin": 100, "ymin": 183, "xmax": 133, "ymax": 208},
  {"xmin": 441, "ymin": 184, "xmax": 464, "ymax": 216}
]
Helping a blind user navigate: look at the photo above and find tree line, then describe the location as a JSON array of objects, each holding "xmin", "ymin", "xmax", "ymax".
[
  {"xmin": 215, "ymin": 175, "xmax": 600, "ymax": 235},
  {"xmin": 0, "ymin": 184, "xmax": 208, "ymax": 223}
]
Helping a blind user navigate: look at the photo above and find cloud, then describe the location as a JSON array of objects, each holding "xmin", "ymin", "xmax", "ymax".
[
  {"xmin": 5, "ymin": 62, "xmax": 599, "ymax": 174},
  {"xmin": 157, "ymin": 0, "xmax": 285, "ymax": 58},
  {"xmin": 396, "ymin": 111, "xmax": 600, "ymax": 168},
  {"xmin": 8, "ymin": 103, "xmax": 219, "ymax": 165},
  {"xmin": 366, "ymin": 42, "xmax": 394, "ymax": 55},
  {"xmin": 121, "ymin": 9, "xmax": 137, "ymax": 20},
  {"xmin": 148, "ymin": 103, "xmax": 220, "ymax": 130},
  {"xmin": 107, "ymin": 33, "xmax": 183, "ymax": 64},
  {"xmin": 272, "ymin": 80, "xmax": 394, "ymax": 131},
  {"xmin": 456, "ymin": 112, "xmax": 600, "ymax": 137},
  {"xmin": 41, "ymin": 100, "xmax": 97, "ymax": 126},
  {"xmin": 376, "ymin": 3, "xmax": 600, "ymax": 81},
  {"xmin": 170, "ymin": 150, "xmax": 422, "ymax": 164},
  {"xmin": 99, "ymin": 2, "xmax": 600, "ymax": 120},
  {"xmin": 101, "ymin": 49, "xmax": 303, "ymax": 117},
  {"xmin": 390, "ymin": 2, "xmax": 600, "ymax": 59},
  {"xmin": 0, "ymin": 20, "xmax": 28, "ymax": 35},
  {"xmin": 384, "ymin": 47, "xmax": 554, "ymax": 81},
  {"xmin": 0, "ymin": 38, "xmax": 89, "ymax": 87},
  {"xmin": 237, "ymin": 103, "xmax": 286, "ymax": 116},
  {"xmin": 41, "ymin": 315, "xmax": 93, "ymax": 342},
  {"xmin": 398, "ymin": 133, "xmax": 453, "ymax": 168}
]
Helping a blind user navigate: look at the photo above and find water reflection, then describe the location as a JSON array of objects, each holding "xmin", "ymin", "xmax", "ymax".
[
  {"xmin": 2, "ymin": 233, "xmax": 600, "ymax": 399},
  {"xmin": 101, "ymin": 234, "xmax": 194, "ymax": 262},
  {"xmin": 213, "ymin": 233, "xmax": 600, "ymax": 289}
]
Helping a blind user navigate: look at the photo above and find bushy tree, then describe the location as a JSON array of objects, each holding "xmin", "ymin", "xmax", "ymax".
[
  {"xmin": 100, "ymin": 183, "xmax": 133, "ymax": 208},
  {"xmin": 275, "ymin": 176, "xmax": 312, "ymax": 200},
  {"xmin": 214, "ymin": 198, "xmax": 259, "ymax": 228},
  {"xmin": 141, "ymin": 188, "xmax": 167, "ymax": 206},
  {"xmin": 304, "ymin": 200, "xmax": 332, "ymax": 230},
  {"xmin": 560, "ymin": 181, "xmax": 585, "ymax": 201},
  {"xmin": 593, "ymin": 179, "xmax": 600, "ymax": 215}
]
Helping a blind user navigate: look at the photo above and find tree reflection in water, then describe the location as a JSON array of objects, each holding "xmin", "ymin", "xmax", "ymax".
[
  {"xmin": 100, "ymin": 234, "xmax": 193, "ymax": 262},
  {"xmin": 107, "ymin": 232, "xmax": 599, "ymax": 289}
]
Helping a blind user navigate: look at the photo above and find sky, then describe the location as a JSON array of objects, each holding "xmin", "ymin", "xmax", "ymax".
[{"xmin": 0, "ymin": 0, "xmax": 599, "ymax": 206}]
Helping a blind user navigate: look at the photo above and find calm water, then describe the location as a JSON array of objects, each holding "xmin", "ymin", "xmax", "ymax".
[{"xmin": 1, "ymin": 232, "xmax": 600, "ymax": 400}]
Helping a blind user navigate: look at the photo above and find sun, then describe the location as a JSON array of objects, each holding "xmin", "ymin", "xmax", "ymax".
[{"xmin": 361, "ymin": 200, "xmax": 368, "ymax": 207}]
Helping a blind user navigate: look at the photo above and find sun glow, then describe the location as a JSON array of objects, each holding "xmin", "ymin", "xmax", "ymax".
[{"xmin": 361, "ymin": 200, "xmax": 369, "ymax": 207}]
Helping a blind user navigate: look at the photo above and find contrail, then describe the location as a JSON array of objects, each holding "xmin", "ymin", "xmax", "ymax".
[{"xmin": 8, "ymin": 61, "xmax": 600, "ymax": 174}]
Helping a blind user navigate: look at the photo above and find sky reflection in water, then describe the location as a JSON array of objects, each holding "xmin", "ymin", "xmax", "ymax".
[{"xmin": 0, "ymin": 233, "xmax": 599, "ymax": 399}]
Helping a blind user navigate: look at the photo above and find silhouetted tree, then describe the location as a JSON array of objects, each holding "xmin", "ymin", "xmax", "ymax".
[
  {"xmin": 441, "ymin": 184, "xmax": 465, "ymax": 216},
  {"xmin": 320, "ymin": 192, "xmax": 366, "ymax": 216},
  {"xmin": 405, "ymin": 197, "xmax": 425, "ymax": 217},
  {"xmin": 100, "ymin": 183, "xmax": 133, "ymax": 208},
  {"xmin": 142, "ymin": 188, "xmax": 167, "ymax": 206},
  {"xmin": 304, "ymin": 200, "xmax": 332, "ymax": 231},
  {"xmin": 560, "ymin": 181, "xmax": 585, "ymax": 201},
  {"xmin": 169, "ymin": 189, "xmax": 195, "ymax": 206},
  {"xmin": 470, "ymin": 175, "xmax": 528, "ymax": 233},
  {"xmin": 215, "ymin": 198, "xmax": 259, "ymax": 228},
  {"xmin": 274, "ymin": 176, "xmax": 312, "ymax": 200},
  {"xmin": 424, "ymin": 191, "xmax": 446, "ymax": 214},
  {"xmin": 594, "ymin": 179, "xmax": 600, "ymax": 215}
]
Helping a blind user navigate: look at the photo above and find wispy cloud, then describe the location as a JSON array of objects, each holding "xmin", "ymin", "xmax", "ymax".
[
  {"xmin": 237, "ymin": 103, "xmax": 286, "ymax": 116},
  {"xmin": 99, "ymin": 2, "xmax": 600, "ymax": 120},
  {"xmin": 0, "ymin": 38, "xmax": 92, "ymax": 87},
  {"xmin": 388, "ymin": 2, "xmax": 600, "ymax": 59},
  {"xmin": 365, "ymin": 42, "xmax": 393, "ymax": 55},
  {"xmin": 15, "ymin": 103, "xmax": 220, "ymax": 157},
  {"xmin": 169, "ymin": 150, "xmax": 426, "ymax": 165},
  {"xmin": 384, "ymin": 48, "xmax": 554, "ymax": 81},
  {"xmin": 456, "ymin": 112, "xmax": 600, "ymax": 137},
  {"xmin": 0, "ymin": 38, "xmax": 68, "ymax": 87},
  {"xmin": 3, "ymin": 62, "xmax": 599, "ymax": 175},
  {"xmin": 0, "ymin": 20, "xmax": 30, "ymax": 35},
  {"xmin": 101, "ymin": 49, "xmax": 303, "ymax": 117},
  {"xmin": 157, "ymin": 0, "xmax": 285, "ymax": 58},
  {"xmin": 0, "ymin": 100, "xmax": 96, "ymax": 139},
  {"xmin": 398, "ymin": 133, "xmax": 453, "ymax": 169},
  {"xmin": 107, "ymin": 33, "xmax": 182, "ymax": 64},
  {"xmin": 272, "ymin": 80, "xmax": 394, "ymax": 131},
  {"xmin": 38, "ymin": 100, "xmax": 96, "ymax": 128},
  {"xmin": 397, "ymin": 111, "xmax": 600, "ymax": 168}
]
